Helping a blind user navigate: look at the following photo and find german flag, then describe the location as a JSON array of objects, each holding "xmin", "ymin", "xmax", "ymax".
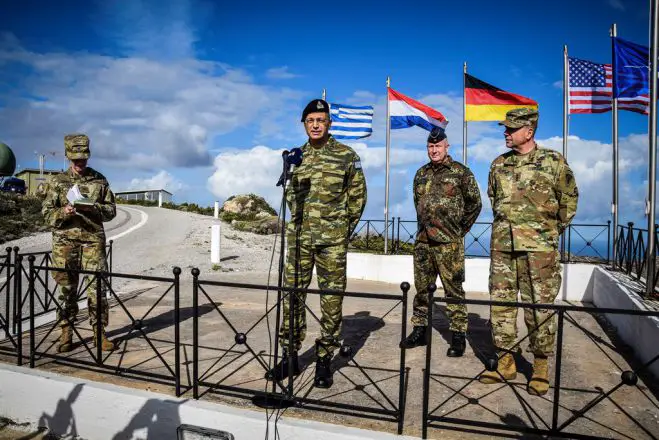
[{"xmin": 465, "ymin": 73, "xmax": 538, "ymax": 121}]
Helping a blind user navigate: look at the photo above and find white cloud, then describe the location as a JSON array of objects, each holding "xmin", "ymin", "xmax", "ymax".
[
  {"xmin": 468, "ymin": 132, "xmax": 650, "ymax": 223},
  {"xmin": 206, "ymin": 142, "xmax": 424, "ymax": 218},
  {"xmin": 266, "ymin": 66, "xmax": 301, "ymax": 80},
  {"xmin": 0, "ymin": 35, "xmax": 306, "ymax": 172},
  {"xmin": 207, "ymin": 146, "xmax": 286, "ymax": 211},
  {"xmin": 123, "ymin": 170, "xmax": 188, "ymax": 193}
]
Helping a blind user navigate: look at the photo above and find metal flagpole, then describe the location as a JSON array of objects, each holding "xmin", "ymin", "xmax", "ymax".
[
  {"xmin": 563, "ymin": 46, "xmax": 569, "ymax": 159},
  {"xmin": 646, "ymin": 0, "xmax": 659, "ymax": 296},
  {"xmin": 611, "ymin": 24, "xmax": 620, "ymax": 266},
  {"xmin": 562, "ymin": 45, "xmax": 569, "ymax": 261},
  {"xmin": 463, "ymin": 62, "xmax": 468, "ymax": 165},
  {"xmin": 384, "ymin": 77, "xmax": 391, "ymax": 254}
]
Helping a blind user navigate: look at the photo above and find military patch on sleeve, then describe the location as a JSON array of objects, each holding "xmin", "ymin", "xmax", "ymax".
[{"xmin": 353, "ymin": 158, "xmax": 362, "ymax": 170}]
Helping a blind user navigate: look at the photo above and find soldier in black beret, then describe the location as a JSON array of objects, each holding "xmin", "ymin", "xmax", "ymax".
[{"xmin": 267, "ymin": 98, "xmax": 367, "ymax": 389}]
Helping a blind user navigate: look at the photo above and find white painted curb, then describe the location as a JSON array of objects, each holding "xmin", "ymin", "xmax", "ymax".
[{"xmin": 0, "ymin": 364, "xmax": 421, "ymax": 440}]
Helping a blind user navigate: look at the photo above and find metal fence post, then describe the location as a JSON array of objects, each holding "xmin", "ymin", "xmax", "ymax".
[
  {"xmin": 398, "ymin": 281, "xmax": 410, "ymax": 435},
  {"xmin": 567, "ymin": 225, "xmax": 572, "ymax": 263},
  {"xmin": 173, "ymin": 266, "xmax": 181, "ymax": 397},
  {"xmin": 108, "ymin": 240, "xmax": 113, "ymax": 289},
  {"xmin": 422, "ymin": 283, "xmax": 437, "ymax": 439},
  {"xmin": 28, "ymin": 256, "xmax": 35, "ymax": 368},
  {"xmin": 627, "ymin": 222, "xmax": 634, "ymax": 275},
  {"xmin": 95, "ymin": 271, "xmax": 103, "ymax": 365},
  {"xmin": 191, "ymin": 268, "xmax": 200, "ymax": 400},
  {"xmin": 14, "ymin": 254, "xmax": 22, "ymax": 366},
  {"xmin": 366, "ymin": 221, "xmax": 370, "ymax": 250},
  {"xmin": 11, "ymin": 247, "xmax": 18, "ymax": 336},
  {"xmin": 4, "ymin": 247, "xmax": 11, "ymax": 337},
  {"xmin": 607, "ymin": 220, "xmax": 611, "ymax": 265},
  {"xmin": 551, "ymin": 310, "xmax": 565, "ymax": 433}
]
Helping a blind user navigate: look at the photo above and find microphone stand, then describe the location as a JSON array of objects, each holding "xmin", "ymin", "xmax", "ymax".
[{"xmin": 255, "ymin": 151, "xmax": 295, "ymax": 409}]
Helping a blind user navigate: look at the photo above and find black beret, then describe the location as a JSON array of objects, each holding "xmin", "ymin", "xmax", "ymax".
[
  {"xmin": 427, "ymin": 126, "xmax": 447, "ymax": 143},
  {"xmin": 301, "ymin": 99, "xmax": 330, "ymax": 122}
]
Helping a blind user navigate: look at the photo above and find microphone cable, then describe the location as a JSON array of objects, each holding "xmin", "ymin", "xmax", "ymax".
[{"xmin": 263, "ymin": 155, "xmax": 291, "ymax": 440}]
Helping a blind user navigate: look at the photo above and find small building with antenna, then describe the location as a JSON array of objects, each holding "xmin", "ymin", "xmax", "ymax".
[{"xmin": 15, "ymin": 167, "xmax": 63, "ymax": 196}]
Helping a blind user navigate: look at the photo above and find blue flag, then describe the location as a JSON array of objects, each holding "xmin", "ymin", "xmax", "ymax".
[{"xmin": 613, "ymin": 37, "xmax": 649, "ymax": 99}]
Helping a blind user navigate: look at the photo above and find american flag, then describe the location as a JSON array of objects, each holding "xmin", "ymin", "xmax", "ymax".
[{"xmin": 568, "ymin": 56, "xmax": 649, "ymax": 115}]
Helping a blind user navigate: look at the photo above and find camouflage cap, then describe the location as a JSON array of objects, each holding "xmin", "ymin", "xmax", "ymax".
[
  {"xmin": 64, "ymin": 133, "xmax": 90, "ymax": 160},
  {"xmin": 498, "ymin": 108, "xmax": 539, "ymax": 129}
]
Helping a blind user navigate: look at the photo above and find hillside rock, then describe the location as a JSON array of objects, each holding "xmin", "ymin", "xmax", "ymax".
[
  {"xmin": 220, "ymin": 194, "xmax": 277, "ymax": 219},
  {"xmin": 219, "ymin": 193, "xmax": 279, "ymax": 232}
]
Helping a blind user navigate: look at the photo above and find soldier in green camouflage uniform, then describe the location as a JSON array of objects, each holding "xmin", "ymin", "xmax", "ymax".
[
  {"xmin": 266, "ymin": 99, "xmax": 367, "ymax": 389},
  {"xmin": 479, "ymin": 108, "xmax": 578, "ymax": 396},
  {"xmin": 42, "ymin": 134, "xmax": 117, "ymax": 353},
  {"xmin": 400, "ymin": 127, "xmax": 482, "ymax": 358}
]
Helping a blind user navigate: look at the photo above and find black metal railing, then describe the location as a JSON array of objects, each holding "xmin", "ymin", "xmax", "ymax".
[
  {"xmin": 25, "ymin": 259, "xmax": 182, "ymax": 394},
  {"xmin": 0, "ymin": 243, "xmax": 115, "ymax": 331},
  {"xmin": 422, "ymin": 284, "xmax": 659, "ymax": 440},
  {"xmin": 1, "ymin": 244, "xmax": 658, "ymax": 438},
  {"xmin": 351, "ymin": 219, "xmax": 612, "ymax": 263},
  {"xmin": 614, "ymin": 222, "xmax": 659, "ymax": 293},
  {"xmin": 191, "ymin": 272, "xmax": 410, "ymax": 433}
]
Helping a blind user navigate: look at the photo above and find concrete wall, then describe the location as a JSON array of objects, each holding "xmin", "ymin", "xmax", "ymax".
[
  {"xmin": 347, "ymin": 253, "xmax": 597, "ymax": 302},
  {"xmin": 0, "ymin": 364, "xmax": 420, "ymax": 440},
  {"xmin": 590, "ymin": 267, "xmax": 659, "ymax": 380}
]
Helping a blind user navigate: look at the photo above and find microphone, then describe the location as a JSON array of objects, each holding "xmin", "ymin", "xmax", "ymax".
[
  {"xmin": 287, "ymin": 148, "xmax": 303, "ymax": 166},
  {"xmin": 276, "ymin": 148, "xmax": 303, "ymax": 187}
]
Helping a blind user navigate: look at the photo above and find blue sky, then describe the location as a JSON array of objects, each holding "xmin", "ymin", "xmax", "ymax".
[{"xmin": 1, "ymin": 0, "xmax": 656, "ymax": 230}]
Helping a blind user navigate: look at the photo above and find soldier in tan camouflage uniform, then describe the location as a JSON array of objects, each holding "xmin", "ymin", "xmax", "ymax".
[
  {"xmin": 479, "ymin": 109, "xmax": 578, "ymax": 396},
  {"xmin": 266, "ymin": 99, "xmax": 367, "ymax": 389},
  {"xmin": 400, "ymin": 127, "xmax": 482, "ymax": 357},
  {"xmin": 42, "ymin": 134, "xmax": 117, "ymax": 353}
]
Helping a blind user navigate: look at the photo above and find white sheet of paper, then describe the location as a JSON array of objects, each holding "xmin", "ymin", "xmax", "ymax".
[{"xmin": 66, "ymin": 184, "xmax": 84, "ymax": 204}]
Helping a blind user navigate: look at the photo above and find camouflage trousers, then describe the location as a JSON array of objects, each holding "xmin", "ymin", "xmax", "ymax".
[
  {"xmin": 489, "ymin": 250, "xmax": 561, "ymax": 357},
  {"xmin": 278, "ymin": 239, "xmax": 347, "ymax": 358},
  {"xmin": 412, "ymin": 241, "xmax": 467, "ymax": 332},
  {"xmin": 51, "ymin": 236, "xmax": 110, "ymax": 329}
]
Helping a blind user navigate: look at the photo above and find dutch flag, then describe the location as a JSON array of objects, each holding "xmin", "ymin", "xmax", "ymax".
[
  {"xmin": 388, "ymin": 88, "xmax": 448, "ymax": 131},
  {"xmin": 329, "ymin": 103, "xmax": 374, "ymax": 140}
]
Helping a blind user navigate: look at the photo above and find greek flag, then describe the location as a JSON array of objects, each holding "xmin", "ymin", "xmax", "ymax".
[{"xmin": 329, "ymin": 103, "xmax": 374, "ymax": 140}]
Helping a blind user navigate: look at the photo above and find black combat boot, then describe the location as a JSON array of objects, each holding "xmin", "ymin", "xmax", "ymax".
[
  {"xmin": 314, "ymin": 355, "xmax": 333, "ymax": 389},
  {"xmin": 265, "ymin": 351, "xmax": 300, "ymax": 382},
  {"xmin": 446, "ymin": 331, "xmax": 466, "ymax": 357},
  {"xmin": 400, "ymin": 325, "xmax": 427, "ymax": 349}
]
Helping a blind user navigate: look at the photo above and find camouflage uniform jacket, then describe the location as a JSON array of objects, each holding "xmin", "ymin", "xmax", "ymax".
[
  {"xmin": 488, "ymin": 144, "xmax": 579, "ymax": 252},
  {"xmin": 286, "ymin": 135, "xmax": 367, "ymax": 246},
  {"xmin": 414, "ymin": 155, "xmax": 482, "ymax": 243},
  {"xmin": 42, "ymin": 167, "xmax": 117, "ymax": 242}
]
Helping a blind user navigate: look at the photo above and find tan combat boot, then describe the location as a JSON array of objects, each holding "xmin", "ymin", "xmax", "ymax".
[
  {"xmin": 528, "ymin": 356, "xmax": 550, "ymax": 396},
  {"xmin": 57, "ymin": 324, "xmax": 73, "ymax": 353},
  {"xmin": 93, "ymin": 327, "xmax": 117, "ymax": 352},
  {"xmin": 479, "ymin": 352, "xmax": 517, "ymax": 384}
]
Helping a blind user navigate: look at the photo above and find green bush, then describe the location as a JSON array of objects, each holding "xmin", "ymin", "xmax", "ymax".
[
  {"xmin": 349, "ymin": 235, "xmax": 414, "ymax": 255},
  {"xmin": 0, "ymin": 193, "xmax": 49, "ymax": 244}
]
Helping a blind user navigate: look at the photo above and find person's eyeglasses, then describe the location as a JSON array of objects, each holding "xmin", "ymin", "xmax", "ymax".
[{"xmin": 304, "ymin": 118, "xmax": 329, "ymax": 125}]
